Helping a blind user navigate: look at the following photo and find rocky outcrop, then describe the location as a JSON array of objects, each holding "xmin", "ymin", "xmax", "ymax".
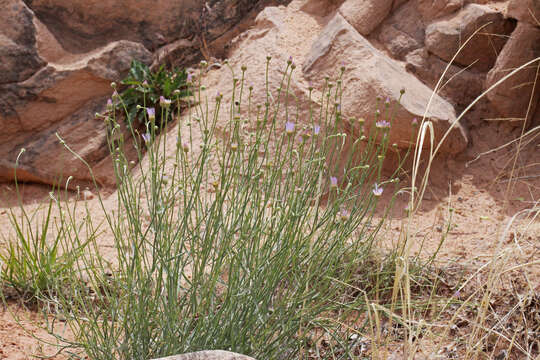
[
  {"xmin": 151, "ymin": 351, "xmax": 255, "ymax": 360},
  {"xmin": 4, "ymin": 0, "xmax": 536, "ymax": 188},
  {"xmin": 485, "ymin": 22, "xmax": 540, "ymax": 127},
  {"xmin": 425, "ymin": 4, "xmax": 516, "ymax": 72},
  {"xmin": 303, "ymin": 13, "xmax": 468, "ymax": 154},
  {"xmin": 507, "ymin": 0, "xmax": 540, "ymax": 26},
  {"xmin": 0, "ymin": 0, "xmax": 290, "ymax": 188},
  {"xmin": 0, "ymin": 39, "xmax": 151, "ymax": 188},
  {"xmin": 377, "ymin": 2, "xmax": 426, "ymax": 60},
  {"xmin": 338, "ymin": 0, "xmax": 393, "ymax": 36},
  {"xmin": 1, "ymin": 0, "xmax": 46, "ymax": 84}
]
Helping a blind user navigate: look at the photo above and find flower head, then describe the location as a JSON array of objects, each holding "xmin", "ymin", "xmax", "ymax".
[
  {"xmin": 314, "ymin": 125, "xmax": 321, "ymax": 136},
  {"xmin": 106, "ymin": 98, "xmax": 113, "ymax": 111},
  {"xmin": 412, "ymin": 117, "xmax": 419, "ymax": 127},
  {"xmin": 372, "ymin": 183, "xmax": 383, "ymax": 197},
  {"xmin": 285, "ymin": 121, "xmax": 295, "ymax": 135},
  {"xmin": 142, "ymin": 133, "xmax": 151, "ymax": 143},
  {"xmin": 339, "ymin": 208, "xmax": 350, "ymax": 221},
  {"xmin": 375, "ymin": 120, "xmax": 391, "ymax": 129},
  {"xmin": 330, "ymin": 176, "xmax": 338, "ymax": 189},
  {"xmin": 160, "ymin": 96, "xmax": 171, "ymax": 108},
  {"xmin": 186, "ymin": 73, "xmax": 193, "ymax": 83},
  {"xmin": 147, "ymin": 107, "xmax": 155, "ymax": 120}
]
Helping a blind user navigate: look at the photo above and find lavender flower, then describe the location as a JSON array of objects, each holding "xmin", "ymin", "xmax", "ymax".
[
  {"xmin": 106, "ymin": 98, "xmax": 113, "ymax": 111},
  {"xmin": 182, "ymin": 142, "xmax": 189, "ymax": 153},
  {"xmin": 314, "ymin": 125, "xmax": 321, "ymax": 136},
  {"xmin": 339, "ymin": 208, "xmax": 350, "ymax": 221},
  {"xmin": 142, "ymin": 133, "xmax": 151, "ymax": 143},
  {"xmin": 330, "ymin": 176, "xmax": 338, "ymax": 189},
  {"xmin": 372, "ymin": 183, "xmax": 383, "ymax": 197},
  {"xmin": 412, "ymin": 117, "xmax": 419, "ymax": 126},
  {"xmin": 285, "ymin": 121, "xmax": 295, "ymax": 135},
  {"xmin": 187, "ymin": 73, "xmax": 193, "ymax": 83},
  {"xmin": 375, "ymin": 120, "xmax": 391, "ymax": 129},
  {"xmin": 160, "ymin": 96, "xmax": 171, "ymax": 108},
  {"xmin": 147, "ymin": 107, "xmax": 155, "ymax": 120}
]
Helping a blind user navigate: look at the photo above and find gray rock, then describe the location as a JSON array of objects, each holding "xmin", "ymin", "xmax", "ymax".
[
  {"xmin": 425, "ymin": 4, "xmax": 516, "ymax": 72},
  {"xmin": 150, "ymin": 350, "xmax": 256, "ymax": 360},
  {"xmin": 303, "ymin": 13, "xmax": 468, "ymax": 154}
]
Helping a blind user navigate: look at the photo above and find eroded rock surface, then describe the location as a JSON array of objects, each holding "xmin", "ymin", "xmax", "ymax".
[
  {"xmin": 425, "ymin": 4, "xmax": 515, "ymax": 71},
  {"xmin": 304, "ymin": 13, "xmax": 468, "ymax": 154},
  {"xmin": 485, "ymin": 22, "xmax": 540, "ymax": 127},
  {"xmin": 4, "ymin": 0, "xmax": 536, "ymax": 189}
]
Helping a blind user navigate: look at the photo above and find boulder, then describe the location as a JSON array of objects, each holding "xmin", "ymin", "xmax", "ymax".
[
  {"xmin": 415, "ymin": 0, "xmax": 463, "ymax": 20},
  {"xmin": 405, "ymin": 48, "xmax": 485, "ymax": 108},
  {"xmin": 377, "ymin": 2, "xmax": 425, "ymax": 59},
  {"xmin": 425, "ymin": 4, "xmax": 516, "ymax": 72},
  {"xmin": 338, "ymin": 0, "xmax": 393, "ymax": 35},
  {"xmin": 22, "ymin": 0, "xmax": 200, "ymax": 52},
  {"xmin": 303, "ymin": 13, "xmax": 468, "ymax": 154},
  {"xmin": 0, "ymin": 40, "xmax": 151, "ymax": 187},
  {"xmin": 151, "ymin": 350, "xmax": 255, "ymax": 360},
  {"xmin": 0, "ymin": 0, "xmax": 46, "ymax": 84},
  {"xmin": 507, "ymin": 0, "xmax": 540, "ymax": 26},
  {"xmin": 485, "ymin": 22, "xmax": 540, "ymax": 127}
]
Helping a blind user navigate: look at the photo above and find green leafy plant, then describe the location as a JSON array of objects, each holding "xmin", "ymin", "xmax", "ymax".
[{"xmin": 118, "ymin": 59, "xmax": 192, "ymax": 127}]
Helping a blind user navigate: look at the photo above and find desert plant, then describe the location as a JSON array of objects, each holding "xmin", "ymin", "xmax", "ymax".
[
  {"xmin": 117, "ymin": 59, "xmax": 192, "ymax": 127},
  {"xmin": 35, "ymin": 57, "xmax": 416, "ymax": 360}
]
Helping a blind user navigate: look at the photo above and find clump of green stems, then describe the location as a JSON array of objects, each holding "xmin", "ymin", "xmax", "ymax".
[{"xmin": 2, "ymin": 58, "xmax": 417, "ymax": 359}]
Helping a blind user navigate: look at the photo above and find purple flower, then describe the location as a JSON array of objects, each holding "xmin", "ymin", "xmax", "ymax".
[
  {"xmin": 142, "ymin": 133, "xmax": 151, "ymax": 143},
  {"xmin": 375, "ymin": 120, "xmax": 391, "ymax": 129},
  {"xmin": 147, "ymin": 107, "xmax": 155, "ymax": 120},
  {"xmin": 314, "ymin": 125, "xmax": 321, "ymax": 136},
  {"xmin": 106, "ymin": 98, "xmax": 113, "ymax": 111},
  {"xmin": 285, "ymin": 121, "xmax": 295, "ymax": 135},
  {"xmin": 339, "ymin": 208, "xmax": 350, "ymax": 221},
  {"xmin": 160, "ymin": 96, "xmax": 171, "ymax": 108},
  {"xmin": 186, "ymin": 73, "xmax": 193, "ymax": 83},
  {"xmin": 412, "ymin": 117, "xmax": 419, "ymax": 126},
  {"xmin": 385, "ymin": 97, "xmax": 390, "ymax": 106},
  {"xmin": 142, "ymin": 80, "xmax": 149, "ymax": 87},
  {"xmin": 182, "ymin": 142, "xmax": 189, "ymax": 153},
  {"xmin": 372, "ymin": 183, "xmax": 383, "ymax": 197},
  {"xmin": 330, "ymin": 176, "xmax": 338, "ymax": 189},
  {"xmin": 287, "ymin": 56, "xmax": 293, "ymax": 64}
]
